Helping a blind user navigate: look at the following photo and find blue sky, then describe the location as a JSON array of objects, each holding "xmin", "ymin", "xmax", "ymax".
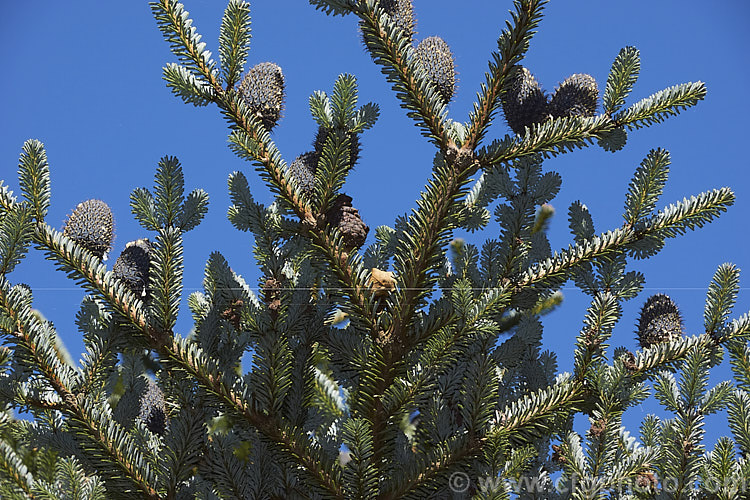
[{"xmin": 2, "ymin": 1, "xmax": 749, "ymax": 451}]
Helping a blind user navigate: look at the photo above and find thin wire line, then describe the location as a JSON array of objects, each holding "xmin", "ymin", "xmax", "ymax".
[{"xmin": 21, "ymin": 286, "xmax": 747, "ymax": 291}]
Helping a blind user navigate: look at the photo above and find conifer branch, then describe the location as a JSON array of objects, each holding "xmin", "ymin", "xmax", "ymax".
[
  {"xmin": 313, "ymin": 229, "xmax": 376, "ymax": 335},
  {"xmin": 381, "ymin": 435, "xmax": 478, "ymax": 500},
  {"xmin": 153, "ymin": 0, "xmax": 380, "ymax": 339},
  {"xmin": 231, "ymin": 124, "xmax": 380, "ymax": 333},
  {"xmin": 388, "ymin": 378, "xmax": 578, "ymax": 497},
  {"xmin": 387, "ymin": 154, "xmax": 475, "ymax": 341},
  {"xmin": 353, "ymin": 2, "xmax": 450, "ymax": 147},
  {"xmin": 573, "ymin": 291, "xmax": 621, "ymax": 383},
  {"xmin": 161, "ymin": 337, "xmax": 345, "ymax": 498},
  {"xmin": 78, "ymin": 328, "xmax": 119, "ymax": 400},
  {"xmin": 517, "ymin": 187, "xmax": 734, "ymax": 289},
  {"xmin": 18, "ymin": 394, "xmax": 64, "ymax": 412},
  {"xmin": 370, "ymin": 152, "xmax": 479, "ymax": 475},
  {"xmin": 623, "ymin": 148, "xmax": 670, "ymax": 226},
  {"xmin": 488, "ymin": 326, "xmax": 746, "ymax": 476},
  {"xmin": 341, "ymin": 419, "xmax": 378, "ymax": 498},
  {"xmin": 0, "ymin": 204, "xmax": 34, "ymax": 276},
  {"xmin": 704, "ymin": 263, "xmax": 741, "ymax": 335},
  {"xmin": 0, "ymin": 182, "xmax": 16, "ymax": 217},
  {"xmin": 309, "ymin": 0, "xmax": 354, "ymax": 17},
  {"xmin": 496, "ymin": 377, "xmax": 580, "ymax": 437},
  {"xmin": 479, "ymin": 114, "xmax": 612, "ymax": 167},
  {"xmin": 728, "ymin": 339, "xmax": 750, "ymax": 392},
  {"xmin": 382, "ymin": 287, "xmax": 511, "ymax": 420},
  {"xmin": 17, "ymin": 139, "xmax": 50, "ymax": 223},
  {"xmin": 615, "ymin": 81, "xmax": 706, "ymax": 130},
  {"xmin": 34, "ymin": 225, "xmax": 149, "ymax": 332},
  {"xmin": 151, "ymin": 0, "xmax": 217, "ymax": 85},
  {"xmin": 1, "ymin": 2, "xmax": 740, "ymax": 496},
  {"xmin": 150, "ymin": 228, "xmax": 183, "ymax": 332},
  {"xmin": 603, "ymin": 46, "xmax": 640, "ymax": 116},
  {"xmin": 480, "ymin": 79, "xmax": 705, "ymax": 167},
  {"xmin": 20, "ymin": 213, "xmax": 344, "ymax": 497},
  {"xmin": 518, "ymin": 225, "xmax": 634, "ymax": 289},
  {"xmin": 466, "ymin": 0, "xmax": 548, "ymax": 148},
  {"xmin": 627, "ymin": 333, "xmax": 737, "ymax": 377},
  {"xmin": 0, "ymin": 439, "xmax": 36, "ymax": 499},
  {"xmin": 218, "ymin": 0, "xmax": 251, "ymax": 90},
  {"xmin": 0, "ymin": 280, "xmax": 160, "ymax": 499}
]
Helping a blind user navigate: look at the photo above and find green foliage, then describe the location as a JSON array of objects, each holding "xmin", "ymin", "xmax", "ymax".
[
  {"xmin": 0, "ymin": 204, "xmax": 34, "ymax": 276},
  {"xmin": 705, "ymin": 263, "xmax": 741, "ymax": 335},
  {"xmin": 602, "ymin": 46, "xmax": 640, "ymax": 115},
  {"xmin": 0, "ymin": 1, "xmax": 745, "ymax": 498},
  {"xmin": 218, "ymin": 0, "xmax": 251, "ymax": 89},
  {"xmin": 162, "ymin": 63, "xmax": 214, "ymax": 107},
  {"xmin": 616, "ymin": 81, "xmax": 707, "ymax": 130},
  {"xmin": 623, "ymin": 147, "xmax": 670, "ymax": 225},
  {"xmin": 17, "ymin": 139, "xmax": 51, "ymax": 222}
]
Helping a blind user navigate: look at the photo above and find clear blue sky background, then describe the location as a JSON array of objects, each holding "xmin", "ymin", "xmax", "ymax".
[{"xmin": 2, "ymin": 1, "xmax": 749, "ymax": 453}]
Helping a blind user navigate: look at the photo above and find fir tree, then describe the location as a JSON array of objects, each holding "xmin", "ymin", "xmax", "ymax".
[{"xmin": 0, "ymin": 1, "xmax": 748, "ymax": 499}]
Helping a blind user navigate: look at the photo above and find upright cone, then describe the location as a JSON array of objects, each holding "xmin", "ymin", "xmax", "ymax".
[
  {"xmin": 637, "ymin": 294, "xmax": 684, "ymax": 348},
  {"xmin": 63, "ymin": 199, "xmax": 115, "ymax": 259},
  {"xmin": 113, "ymin": 238, "xmax": 153, "ymax": 299},
  {"xmin": 239, "ymin": 62, "xmax": 286, "ymax": 130},
  {"xmin": 138, "ymin": 378, "xmax": 168, "ymax": 436},
  {"xmin": 415, "ymin": 36, "xmax": 456, "ymax": 105},
  {"xmin": 289, "ymin": 152, "xmax": 319, "ymax": 195},
  {"xmin": 381, "ymin": 0, "xmax": 415, "ymax": 40},
  {"xmin": 501, "ymin": 66, "xmax": 549, "ymax": 135},
  {"xmin": 549, "ymin": 73, "xmax": 598, "ymax": 118}
]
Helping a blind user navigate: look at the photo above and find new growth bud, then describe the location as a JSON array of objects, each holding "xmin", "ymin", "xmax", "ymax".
[
  {"xmin": 63, "ymin": 199, "xmax": 115, "ymax": 259},
  {"xmin": 262, "ymin": 276, "xmax": 282, "ymax": 319},
  {"xmin": 531, "ymin": 203, "xmax": 555, "ymax": 234}
]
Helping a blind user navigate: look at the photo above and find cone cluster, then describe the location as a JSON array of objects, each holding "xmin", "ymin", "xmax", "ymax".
[
  {"xmin": 501, "ymin": 66, "xmax": 599, "ymax": 135},
  {"xmin": 415, "ymin": 36, "xmax": 456, "ymax": 105},
  {"xmin": 221, "ymin": 298, "xmax": 244, "ymax": 330},
  {"xmin": 262, "ymin": 277, "xmax": 282, "ymax": 315},
  {"xmin": 139, "ymin": 379, "xmax": 168, "ymax": 436},
  {"xmin": 113, "ymin": 238, "xmax": 152, "ymax": 299},
  {"xmin": 325, "ymin": 194, "xmax": 369, "ymax": 251},
  {"xmin": 636, "ymin": 294, "xmax": 684, "ymax": 348},
  {"xmin": 366, "ymin": 3, "xmax": 455, "ymax": 106},
  {"xmin": 239, "ymin": 62, "xmax": 285, "ymax": 130},
  {"xmin": 63, "ymin": 199, "xmax": 115, "ymax": 259}
]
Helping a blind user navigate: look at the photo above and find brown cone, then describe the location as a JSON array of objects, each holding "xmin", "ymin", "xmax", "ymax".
[{"xmin": 325, "ymin": 194, "xmax": 369, "ymax": 250}]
